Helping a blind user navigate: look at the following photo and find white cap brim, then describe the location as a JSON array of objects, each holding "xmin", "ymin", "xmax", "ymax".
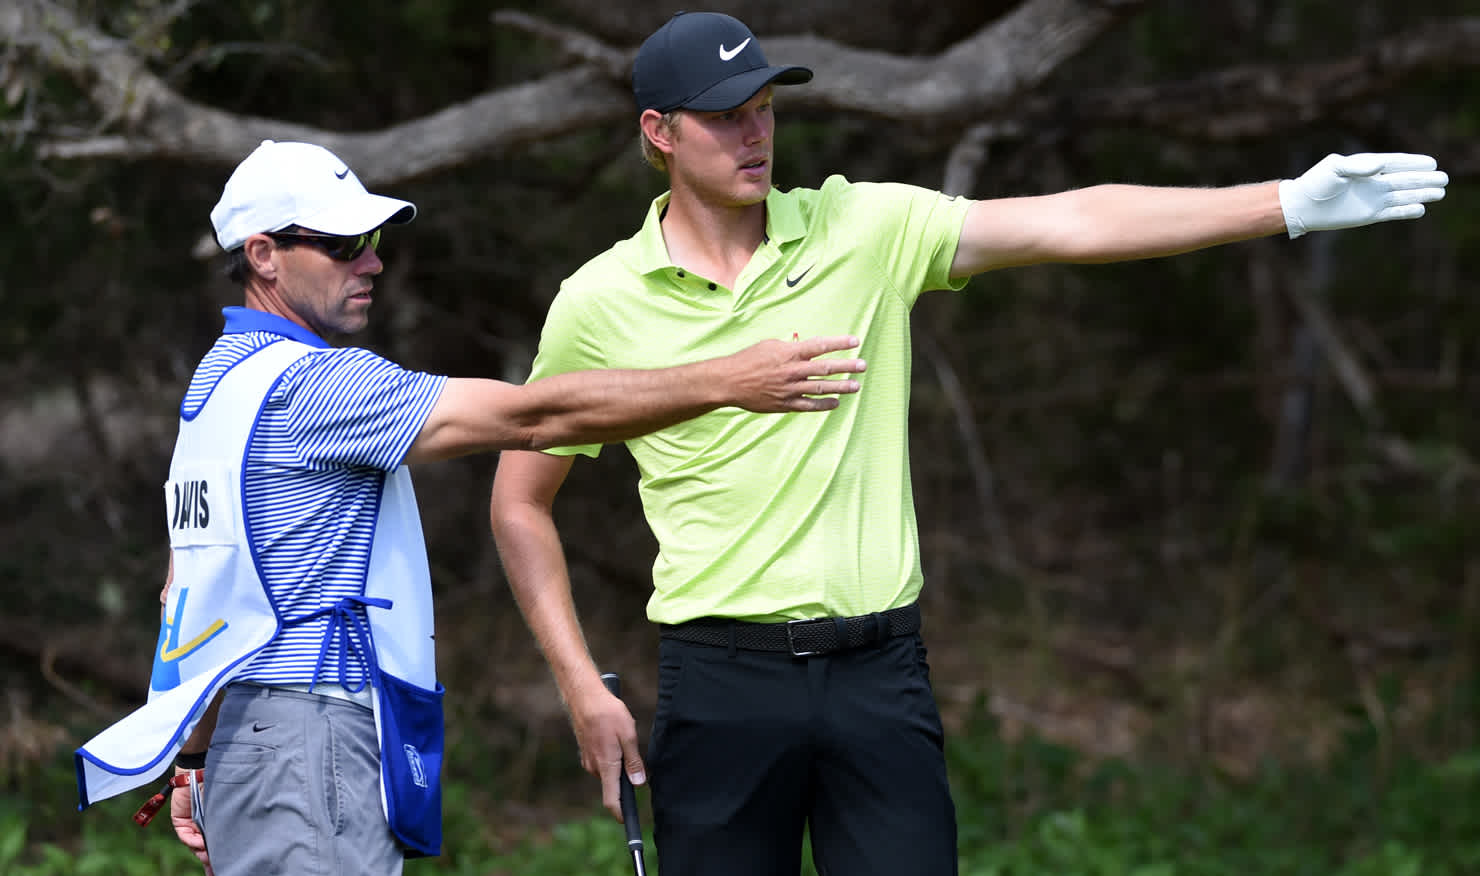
[
  {"xmin": 294, "ymin": 192, "xmax": 416, "ymax": 237},
  {"xmin": 211, "ymin": 140, "xmax": 419, "ymax": 251}
]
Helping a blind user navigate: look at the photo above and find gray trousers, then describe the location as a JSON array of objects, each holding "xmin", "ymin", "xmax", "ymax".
[{"xmin": 200, "ymin": 684, "xmax": 403, "ymax": 876}]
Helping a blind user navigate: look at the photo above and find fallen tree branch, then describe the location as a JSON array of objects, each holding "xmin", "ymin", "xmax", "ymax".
[
  {"xmin": 1, "ymin": 0, "xmax": 1138, "ymax": 172},
  {"xmin": 5, "ymin": 1, "xmax": 1476, "ymax": 183},
  {"xmin": 942, "ymin": 122, "xmax": 1021, "ymax": 197},
  {"xmin": 1011, "ymin": 17, "xmax": 1480, "ymax": 143},
  {"xmin": 490, "ymin": 9, "xmax": 631, "ymax": 78}
]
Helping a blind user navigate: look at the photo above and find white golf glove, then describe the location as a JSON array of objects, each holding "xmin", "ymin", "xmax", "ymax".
[{"xmin": 1279, "ymin": 153, "xmax": 1448, "ymax": 239}]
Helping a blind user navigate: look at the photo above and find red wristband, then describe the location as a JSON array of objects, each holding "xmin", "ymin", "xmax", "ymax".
[{"xmin": 132, "ymin": 769, "xmax": 204, "ymax": 827}]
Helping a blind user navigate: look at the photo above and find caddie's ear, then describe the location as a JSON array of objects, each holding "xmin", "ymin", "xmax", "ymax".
[{"xmin": 242, "ymin": 234, "xmax": 278, "ymax": 281}]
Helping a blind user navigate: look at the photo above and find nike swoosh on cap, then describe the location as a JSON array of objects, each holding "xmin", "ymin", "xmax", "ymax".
[
  {"xmin": 719, "ymin": 38, "xmax": 750, "ymax": 61},
  {"xmin": 335, "ymin": 168, "xmax": 350, "ymax": 179}
]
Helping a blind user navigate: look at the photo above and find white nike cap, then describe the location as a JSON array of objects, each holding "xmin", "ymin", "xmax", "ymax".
[{"xmin": 210, "ymin": 140, "xmax": 416, "ymax": 252}]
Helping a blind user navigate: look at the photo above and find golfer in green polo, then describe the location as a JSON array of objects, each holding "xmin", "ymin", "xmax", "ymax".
[{"xmin": 491, "ymin": 11, "xmax": 1447, "ymax": 876}]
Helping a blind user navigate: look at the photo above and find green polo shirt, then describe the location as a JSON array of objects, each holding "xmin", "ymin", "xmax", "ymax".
[{"xmin": 529, "ymin": 174, "xmax": 971, "ymax": 624}]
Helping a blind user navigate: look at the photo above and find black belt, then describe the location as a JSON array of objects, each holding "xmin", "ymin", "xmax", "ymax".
[{"xmin": 660, "ymin": 603, "xmax": 920, "ymax": 657}]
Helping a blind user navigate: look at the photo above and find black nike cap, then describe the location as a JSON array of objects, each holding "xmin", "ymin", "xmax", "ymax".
[{"xmin": 633, "ymin": 12, "xmax": 813, "ymax": 113}]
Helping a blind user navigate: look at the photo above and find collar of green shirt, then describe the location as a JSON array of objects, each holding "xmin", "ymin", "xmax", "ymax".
[{"xmin": 631, "ymin": 187, "xmax": 810, "ymax": 277}]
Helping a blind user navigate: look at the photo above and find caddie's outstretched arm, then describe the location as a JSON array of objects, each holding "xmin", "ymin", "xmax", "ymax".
[
  {"xmin": 405, "ymin": 335, "xmax": 866, "ymax": 464},
  {"xmin": 950, "ymin": 152, "xmax": 1448, "ymax": 278}
]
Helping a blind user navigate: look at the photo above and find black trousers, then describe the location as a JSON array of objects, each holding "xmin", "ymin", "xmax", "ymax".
[{"xmin": 647, "ymin": 633, "xmax": 958, "ymax": 876}]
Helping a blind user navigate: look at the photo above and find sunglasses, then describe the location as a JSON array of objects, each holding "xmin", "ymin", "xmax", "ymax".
[{"xmin": 267, "ymin": 227, "xmax": 381, "ymax": 261}]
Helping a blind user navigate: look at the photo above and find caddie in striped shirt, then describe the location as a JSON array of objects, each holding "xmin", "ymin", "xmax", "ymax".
[
  {"xmin": 488, "ymin": 11, "xmax": 1449, "ymax": 876},
  {"xmin": 75, "ymin": 139, "xmax": 866, "ymax": 876}
]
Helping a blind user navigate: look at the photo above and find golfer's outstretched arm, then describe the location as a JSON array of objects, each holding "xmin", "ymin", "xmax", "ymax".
[
  {"xmin": 407, "ymin": 335, "xmax": 865, "ymax": 464},
  {"xmin": 950, "ymin": 152, "xmax": 1448, "ymax": 277},
  {"xmin": 490, "ymin": 450, "xmax": 641, "ymax": 822},
  {"xmin": 951, "ymin": 181, "xmax": 1283, "ymax": 276}
]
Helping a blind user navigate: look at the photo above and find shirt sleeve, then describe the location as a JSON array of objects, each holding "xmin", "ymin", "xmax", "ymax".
[
  {"xmin": 827, "ymin": 177, "xmax": 972, "ymax": 308},
  {"xmin": 523, "ymin": 284, "xmax": 609, "ymax": 459},
  {"xmin": 272, "ymin": 347, "xmax": 447, "ymax": 471}
]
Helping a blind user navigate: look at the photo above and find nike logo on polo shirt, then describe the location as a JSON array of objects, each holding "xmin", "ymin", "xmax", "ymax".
[
  {"xmin": 335, "ymin": 168, "xmax": 350, "ymax": 179},
  {"xmin": 719, "ymin": 39, "xmax": 750, "ymax": 61},
  {"xmin": 786, "ymin": 265, "xmax": 814, "ymax": 287}
]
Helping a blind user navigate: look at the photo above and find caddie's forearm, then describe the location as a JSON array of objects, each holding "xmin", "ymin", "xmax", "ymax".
[
  {"xmin": 160, "ymin": 551, "xmax": 174, "ymax": 622},
  {"xmin": 524, "ymin": 359, "xmax": 727, "ymax": 450},
  {"xmin": 177, "ymin": 692, "xmax": 222, "ymax": 760}
]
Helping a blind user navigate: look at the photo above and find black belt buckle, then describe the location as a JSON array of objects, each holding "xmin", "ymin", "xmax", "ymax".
[{"xmin": 785, "ymin": 617, "xmax": 829, "ymax": 657}]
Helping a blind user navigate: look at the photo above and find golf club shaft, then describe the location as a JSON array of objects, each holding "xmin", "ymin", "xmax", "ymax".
[{"xmin": 600, "ymin": 672, "xmax": 647, "ymax": 876}]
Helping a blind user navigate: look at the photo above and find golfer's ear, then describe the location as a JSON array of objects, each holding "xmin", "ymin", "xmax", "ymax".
[{"xmin": 640, "ymin": 109, "xmax": 676, "ymax": 156}]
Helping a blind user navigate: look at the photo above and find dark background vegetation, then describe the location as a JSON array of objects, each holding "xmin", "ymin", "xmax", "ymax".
[{"xmin": 2, "ymin": 0, "xmax": 1479, "ymax": 871}]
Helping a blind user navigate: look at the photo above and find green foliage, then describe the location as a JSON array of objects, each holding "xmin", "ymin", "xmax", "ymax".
[
  {"xmin": 0, "ymin": 808, "xmax": 203, "ymax": 876},
  {"xmin": 14, "ymin": 710, "xmax": 1480, "ymax": 875},
  {"xmin": 944, "ymin": 708, "xmax": 1480, "ymax": 876},
  {"xmin": 472, "ymin": 818, "xmax": 655, "ymax": 876}
]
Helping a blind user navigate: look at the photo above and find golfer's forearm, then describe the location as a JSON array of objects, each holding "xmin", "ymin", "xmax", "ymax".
[
  {"xmin": 521, "ymin": 579, "xmax": 602, "ymax": 701},
  {"xmin": 493, "ymin": 509, "xmax": 605, "ymax": 702},
  {"xmin": 1053, "ymin": 182, "xmax": 1285, "ymax": 262},
  {"xmin": 955, "ymin": 182, "xmax": 1286, "ymax": 275}
]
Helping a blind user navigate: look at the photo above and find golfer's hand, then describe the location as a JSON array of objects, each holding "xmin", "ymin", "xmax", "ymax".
[
  {"xmin": 571, "ymin": 685, "xmax": 645, "ymax": 822},
  {"xmin": 722, "ymin": 335, "xmax": 865, "ymax": 412},
  {"xmin": 1279, "ymin": 153, "xmax": 1448, "ymax": 238},
  {"xmin": 168, "ymin": 777, "xmax": 214, "ymax": 875}
]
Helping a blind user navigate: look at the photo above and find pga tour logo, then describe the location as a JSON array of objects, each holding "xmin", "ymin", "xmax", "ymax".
[{"xmin": 403, "ymin": 744, "xmax": 429, "ymax": 788}]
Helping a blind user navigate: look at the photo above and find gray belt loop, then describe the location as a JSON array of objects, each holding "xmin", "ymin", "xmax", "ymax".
[
  {"xmin": 871, "ymin": 611, "xmax": 886, "ymax": 643},
  {"xmin": 727, "ymin": 623, "xmax": 738, "ymax": 658}
]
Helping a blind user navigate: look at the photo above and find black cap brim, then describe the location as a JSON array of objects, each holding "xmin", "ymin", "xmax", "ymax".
[{"xmin": 679, "ymin": 65, "xmax": 813, "ymax": 112}]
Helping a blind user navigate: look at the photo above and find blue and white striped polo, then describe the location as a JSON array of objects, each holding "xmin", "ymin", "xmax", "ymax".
[{"xmin": 184, "ymin": 307, "xmax": 445, "ymax": 689}]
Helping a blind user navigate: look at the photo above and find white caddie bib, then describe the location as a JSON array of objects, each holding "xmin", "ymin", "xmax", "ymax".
[
  {"xmin": 76, "ymin": 336, "xmax": 446, "ymax": 856},
  {"xmin": 75, "ymin": 339, "xmax": 310, "ymax": 807}
]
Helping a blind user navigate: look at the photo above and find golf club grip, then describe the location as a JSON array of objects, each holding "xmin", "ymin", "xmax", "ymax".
[{"xmin": 599, "ymin": 673, "xmax": 645, "ymax": 849}]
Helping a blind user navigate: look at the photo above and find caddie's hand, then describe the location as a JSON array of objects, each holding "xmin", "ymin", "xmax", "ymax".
[
  {"xmin": 725, "ymin": 335, "xmax": 866, "ymax": 412},
  {"xmin": 570, "ymin": 684, "xmax": 646, "ymax": 822},
  {"xmin": 169, "ymin": 772, "xmax": 214, "ymax": 875},
  {"xmin": 1279, "ymin": 153, "xmax": 1448, "ymax": 239}
]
